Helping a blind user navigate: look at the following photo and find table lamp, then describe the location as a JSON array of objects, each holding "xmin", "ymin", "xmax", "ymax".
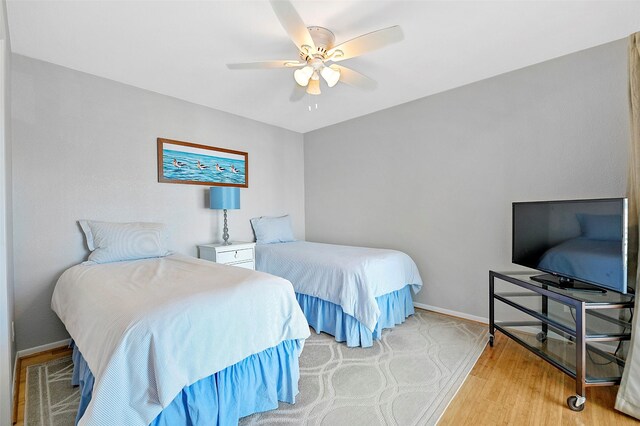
[{"xmin": 209, "ymin": 186, "xmax": 240, "ymax": 245}]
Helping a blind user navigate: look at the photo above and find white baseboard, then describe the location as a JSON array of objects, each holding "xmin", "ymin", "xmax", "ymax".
[
  {"xmin": 16, "ymin": 338, "xmax": 71, "ymax": 358},
  {"xmin": 414, "ymin": 302, "xmax": 489, "ymax": 324}
]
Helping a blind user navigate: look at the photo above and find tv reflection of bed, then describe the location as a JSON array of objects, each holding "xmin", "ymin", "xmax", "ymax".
[{"xmin": 537, "ymin": 238, "xmax": 623, "ymax": 288}]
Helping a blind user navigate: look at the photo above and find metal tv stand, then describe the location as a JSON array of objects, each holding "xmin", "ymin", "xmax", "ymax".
[{"xmin": 489, "ymin": 271, "xmax": 634, "ymax": 411}]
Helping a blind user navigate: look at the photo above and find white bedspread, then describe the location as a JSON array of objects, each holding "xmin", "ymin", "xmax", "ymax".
[
  {"xmin": 51, "ymin": 254, "xmax": 310, "ymax": 426},
  {"xmin": 255, "ymin": 241, "xmax": 423, "ymax": 331}
]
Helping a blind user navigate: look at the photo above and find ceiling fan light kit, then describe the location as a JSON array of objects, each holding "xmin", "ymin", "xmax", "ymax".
[
  {"xmin": 226, "ymin": 0, "xmax": 404, "ymax": 100},
  {"xmin": 320, "ymin": 66, "xmax": 340, "ymax": 88},
  {"xmin": 306, "ymin": 79, "xmax": 321, "ymax": 95},
  {"xmin": 294, "ymin": 66, "xmax": 314, "ymax": 86}
]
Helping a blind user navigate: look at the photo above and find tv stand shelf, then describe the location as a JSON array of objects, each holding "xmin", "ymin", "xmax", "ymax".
[{"xmin": 489, "ymin": 271, "xmax": 634, "ymax": 411}]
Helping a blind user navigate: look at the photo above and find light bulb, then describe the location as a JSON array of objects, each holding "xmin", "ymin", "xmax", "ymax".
[
  {"xmin": 321, "ymin": 65, "xmax": 341, "ymax": 88},
  {"xmin": 293, "ymin": 66, "xmax": 313, "ymax": 86},
  {"xmin": 306, "ymin": 79, "xmax": 321, "ymax": 95}
]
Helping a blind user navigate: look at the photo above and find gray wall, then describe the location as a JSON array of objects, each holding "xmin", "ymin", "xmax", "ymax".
[
  {"xmin": 304, "ymin": 39, "xmax": 629, "ymax": 320},
  {"xmin": 0, "ymin": 0, "xmax": 13, "ymax": 422},
  {"xmin": 11, "ymin": 54, "xmax": 305, "ymax": 350}
]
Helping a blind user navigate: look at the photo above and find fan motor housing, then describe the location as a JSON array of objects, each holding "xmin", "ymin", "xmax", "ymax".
[{"xmin": 307, "ymin": 26, "xmax": 335, "ymax": 53}]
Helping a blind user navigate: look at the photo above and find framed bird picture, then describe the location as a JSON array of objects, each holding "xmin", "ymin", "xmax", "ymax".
[{"xmin": 157, "ymin": 138, "xmax": 248, "ymax": 188}]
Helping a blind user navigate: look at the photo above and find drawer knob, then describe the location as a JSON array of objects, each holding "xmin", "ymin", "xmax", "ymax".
[{"xmin": 234, "ymin": 251, "xmax": 238, "ymax": 258}]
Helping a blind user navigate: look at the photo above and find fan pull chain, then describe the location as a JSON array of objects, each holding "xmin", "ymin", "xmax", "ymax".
[{"xmin": 307, "ymin": 94, "xmax": 319, "ymax": 112}]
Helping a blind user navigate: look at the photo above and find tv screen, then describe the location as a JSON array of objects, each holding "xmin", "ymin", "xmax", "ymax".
[{"xmin": 512, "ymin": 198, "xmax": 628, "ymax": 294}]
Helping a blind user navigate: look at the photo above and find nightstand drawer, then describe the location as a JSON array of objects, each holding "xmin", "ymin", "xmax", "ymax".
[
  {"xmin": 215, "ymin": 248, "xmax": 254, "ymax": 264},
  {"xmin": 198, "ymin": 242, "xmax": 256, "ymax": 271},
  {"xmin": 231, "ymin": 261, "xmax": 255, "ymax": 270}
]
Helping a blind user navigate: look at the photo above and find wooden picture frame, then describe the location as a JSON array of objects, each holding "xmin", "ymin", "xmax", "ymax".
[{"xmin": 157, "ymin": 138, "xmax": 248, "ymax": 188}]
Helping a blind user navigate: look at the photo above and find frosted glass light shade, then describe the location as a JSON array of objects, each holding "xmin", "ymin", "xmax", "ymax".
[
  {"xmin": 294, "ymin": 66, "xmax": 313, "ymax": 86},
  {"xmin": 306, "ymin": 79, "xmax": 321, "ymax": 95},
  {"xmin": 321, "ymin": 66, "xmax": 341, "ymax": 87}
]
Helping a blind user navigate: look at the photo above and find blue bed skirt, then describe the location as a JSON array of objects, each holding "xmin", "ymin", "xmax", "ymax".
[
  {"xmin": 297, "ymin": 284, "xmax": 415, "ymax": 348},
  {"xmin": 71, "ymin": 339, "xmax": 303, "ymax": 426}
]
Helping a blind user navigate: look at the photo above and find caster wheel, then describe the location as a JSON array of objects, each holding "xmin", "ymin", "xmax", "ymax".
[
  {"xmin": 536, "ymin": 332, "xmax": 547, "ymax": 343},
  {"xmin": 567, "ymin": 396, "xmax": 585, "ymax": 412},
  {"xmin": 489, "ymin": 335, "xmax": 494, "ymax": 347}
]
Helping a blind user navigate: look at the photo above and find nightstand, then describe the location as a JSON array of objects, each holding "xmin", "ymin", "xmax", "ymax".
[{"xmin": 198, "ymin": 241, "xmax": 256, "ymax": 270}]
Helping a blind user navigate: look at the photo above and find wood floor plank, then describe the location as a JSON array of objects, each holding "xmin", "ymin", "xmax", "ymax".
[{"xmin": 441, "ymin": 333, "xmax": 638, "ymax": 425}]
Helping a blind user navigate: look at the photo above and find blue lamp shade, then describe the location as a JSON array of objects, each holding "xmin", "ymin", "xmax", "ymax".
[{"xmin": 209, "ymin": 187, "xmax": 240, "ymax": 210}]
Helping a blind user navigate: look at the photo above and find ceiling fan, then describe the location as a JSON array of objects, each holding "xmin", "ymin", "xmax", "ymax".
[{"xmin": 226, "ymin": 0, "xmax": 403, "ymax": 100}]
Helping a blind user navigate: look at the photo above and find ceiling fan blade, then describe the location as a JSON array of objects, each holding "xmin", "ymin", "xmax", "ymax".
[
  {"xmin": 269, "ymin": 0, "xmax": 315, "ymax": 54},
  {"xmin": 227, "ymin": 60, "xmax": 305, "ymax": 70},
  {"xmin": 328, "ymin": 25, "xmax": 403, "ymax": 62},
  {"xmin": 332, "ymin": 65, "xmax": 377, "ymax": 90},
  {"xmin": 290, "ymin": 82, "xmax": 306, "ymax": 102}
]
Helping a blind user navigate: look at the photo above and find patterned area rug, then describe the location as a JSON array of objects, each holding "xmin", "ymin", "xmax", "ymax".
[
  {"xmin": 241, "ymin": 310, "xmax": 487, "ymax": 425},
  {"xmin": 25, "ymin": 356, "xmax": 80, "ymax": 426},
  {"xmin": 25, "ymin": 311, "xmax": 486, "ymax": 426}
]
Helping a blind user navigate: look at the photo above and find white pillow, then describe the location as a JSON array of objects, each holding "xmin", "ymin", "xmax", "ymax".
[
  {"xmin": 79, "ymin": 220, "xmax": 171, "ymax": 264},
  {"xmin": 250, "ymin": 215, "xmax": 296, "ymax": 244}
]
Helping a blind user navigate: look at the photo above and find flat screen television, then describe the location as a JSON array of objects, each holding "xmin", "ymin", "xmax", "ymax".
[{"xmin": 512, "ymin": 198, "xmax": 628, "ymax": 294}]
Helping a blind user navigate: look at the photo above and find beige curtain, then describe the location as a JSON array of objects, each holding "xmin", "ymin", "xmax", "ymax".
[{"xmin": 616, "ymin": 32, "xmax": 640, "ymax": 419}]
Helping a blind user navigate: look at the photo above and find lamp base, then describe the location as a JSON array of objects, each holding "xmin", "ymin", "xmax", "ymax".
[{"xmin": 222, "ymin": 209, "xmax": 230, "ymax": 245}]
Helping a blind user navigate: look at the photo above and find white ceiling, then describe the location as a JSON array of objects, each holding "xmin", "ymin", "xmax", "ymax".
[{"xmin": 6, "ymin": 1, "xmax": 640, "ymax": 133}]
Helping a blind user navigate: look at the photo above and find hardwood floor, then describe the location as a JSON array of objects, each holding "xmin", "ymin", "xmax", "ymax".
[
  {"xmin": 440, "ymin": 333, "xmax": 638, "ymax": 425},
  {"xmin": 12, "ymin": 346, "xmax": 73, "ymax": 426},
  {"xmin": 11, "ymin": 329, "xmax": 637, "ymax": 425}
]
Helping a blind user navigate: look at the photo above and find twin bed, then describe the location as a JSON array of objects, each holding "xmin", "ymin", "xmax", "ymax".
[
  {"xmin": 256, "ymin": 241, "xmax": 423, "ymax": 347},
  {"xmin": 52, "ymin": 218, "xmax": 423, "ymax": 425},
  {"xmin": 250, "ymin": 215, "xmax": 423, "ymax": 348},
  {"xmin": 52, "ymin": 254, "xmax": 309, "ymax": 426}
]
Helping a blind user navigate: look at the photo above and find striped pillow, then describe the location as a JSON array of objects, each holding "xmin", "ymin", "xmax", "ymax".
[
  {"xmin": 79, "ymin": 220, "xmax": 171, "ymax": 264},
  {"xmin": 250, "ymin": 215, "xmax": 296, "ymax": 244}
]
